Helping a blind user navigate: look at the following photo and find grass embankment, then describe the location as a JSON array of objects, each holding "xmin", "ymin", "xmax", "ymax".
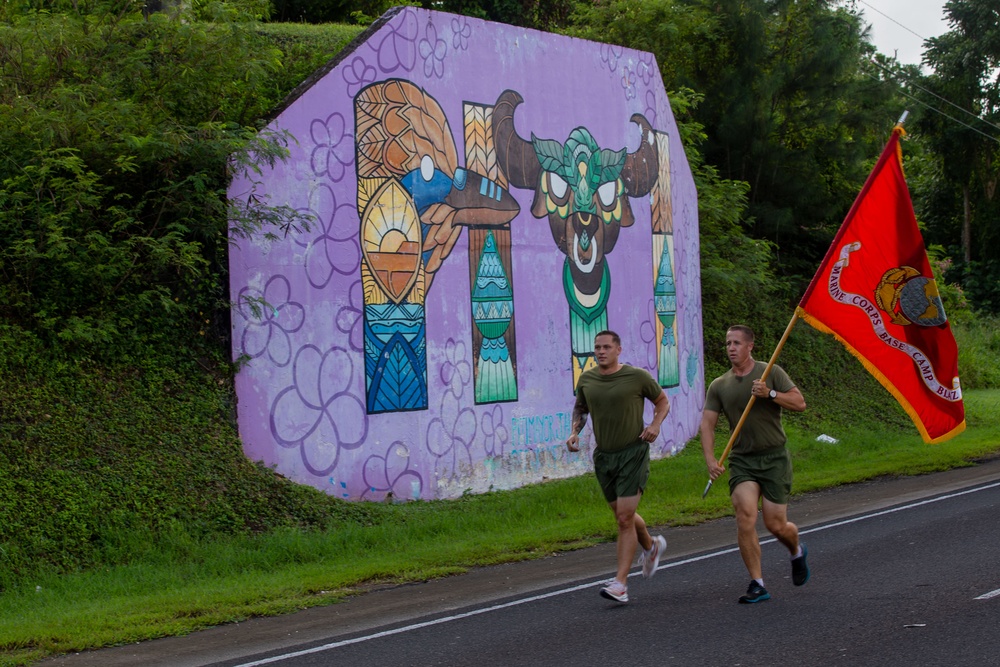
[{"xmin": 1, "ymin": 383, "xmax": 998, "ymax": 666}]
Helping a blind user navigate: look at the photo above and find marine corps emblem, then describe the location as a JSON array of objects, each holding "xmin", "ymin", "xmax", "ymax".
[{"xmin": 874, "ymin": 266, "xmax": 948, "ymax": 327}]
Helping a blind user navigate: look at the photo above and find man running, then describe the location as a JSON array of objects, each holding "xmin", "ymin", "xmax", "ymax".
[
  {"xmin": 701, "ymin": 324, "xmax": 809, "ymax": 603},
  {"xmin": 567, "ymin": 330, "xmax": 670, "ymax": 603}
]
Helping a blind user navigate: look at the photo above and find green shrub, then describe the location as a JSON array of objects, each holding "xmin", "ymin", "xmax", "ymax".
[
  {"xmin": 0, "ymin": 330, "xmax": 384, "ymax": 588},
  {"xmin": 952, "ymin": 314, "xmax": 1000, "ymax": 390},
  {"xmin": 0, "ymin": 11, "xmax": 313, "ymax": 363}
]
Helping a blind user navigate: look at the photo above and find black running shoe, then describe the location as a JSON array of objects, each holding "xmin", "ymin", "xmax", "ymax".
[
  {"xmin": 738, "ymin": 580, "xmax": 770, "ymax": 604},
  {"xmin": 791, "ymin": 544, "xmax": 810, "ymax": 586}
]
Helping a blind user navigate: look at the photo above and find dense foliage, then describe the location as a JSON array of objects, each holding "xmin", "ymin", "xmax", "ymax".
[
  {"xmin": 268, "ymin": 0, "xmax": 573, "ymax": 29},
  {"xmin": 0, "ymin": 6, "xmax": 367, "ymax": 581},
  {"xmin": 0, "ymin": 8, "xmax": 360, "ymax": 361},
  {"xmin": 912, "ymin": 0, "xmax": 1000, "ymax": 313}
]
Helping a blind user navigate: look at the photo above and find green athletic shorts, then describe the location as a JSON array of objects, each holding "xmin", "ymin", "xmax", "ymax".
[
  {"xmin": 593, "ymin": 441, "xmax": 650, "ymax": 503},
  {"xmin": 728, "ymin": 446, "xmax": 793, "ymax": 504}
]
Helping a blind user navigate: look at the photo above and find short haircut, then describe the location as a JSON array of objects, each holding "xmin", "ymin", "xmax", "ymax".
[
  {"xmin": 727, "ymin": 325, "xmax": 755, "ymax": 342},
  {"xmin": 594, "ymin": 330, "xmax": 621, "ymax": 346}
]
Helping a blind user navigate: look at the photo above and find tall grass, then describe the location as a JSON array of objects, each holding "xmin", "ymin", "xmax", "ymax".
[
  {"xmin": 953, "ymin": 314, "xmax": 1000, "ymax": 389},
  {"xmin": 1, "ymin": 390, "xmax": 998, "ymax": 666}
]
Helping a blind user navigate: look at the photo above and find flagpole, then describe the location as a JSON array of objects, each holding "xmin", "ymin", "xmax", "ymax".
[{"xmin": 701, "ymin": 311, "xmax": 801, "ymax": 498}]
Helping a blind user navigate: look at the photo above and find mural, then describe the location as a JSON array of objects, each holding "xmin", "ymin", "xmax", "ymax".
[{"xmin": 228, "ymin": 7, "xmax": 704, "ymax": 501}]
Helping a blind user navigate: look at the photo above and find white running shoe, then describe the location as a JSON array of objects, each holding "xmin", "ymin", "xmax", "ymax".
[
  {"xmin": 599, "ymin": 579, "xmax": 629, "ymax": 603},
  {"xmin": 641, "ymin": 535, "xmax": 667, "ymax": 579}
]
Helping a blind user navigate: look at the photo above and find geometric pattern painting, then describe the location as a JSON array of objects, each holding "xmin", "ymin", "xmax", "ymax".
[
  {"xmin": 228, "ymin": 7, "xmax": 704, "ymax": 500},
  {"xmin": 360, "ymin": 179, "xmax": 428, "ymax": 412},
  {"xmin": 652, "ymin": 130, "xmax": 679, "ymax": 388},
  {"xmin": 464, "ymin": 101, "xmax": 518, "ymax": 404},
  {"xmin": 471, "ymin": 229, "xmax": 517, "ymax": 403}
]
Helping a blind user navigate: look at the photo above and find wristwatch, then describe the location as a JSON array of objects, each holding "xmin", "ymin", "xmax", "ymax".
[{"xmin": 768, "ymin": 389, "xmax": 777, "ymax": 400}]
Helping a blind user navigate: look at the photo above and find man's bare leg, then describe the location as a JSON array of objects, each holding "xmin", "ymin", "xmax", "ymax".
[
  {"xmin": 761, "ymin": 497, "xmax": 799, "ymax": 554},
  {"xmin": 731, "ymin": 481, "xmax": 763, "ymax": 580},
  {"xmin": 609, "ymin": 494, "xmax": 648, "ymax": 584}
]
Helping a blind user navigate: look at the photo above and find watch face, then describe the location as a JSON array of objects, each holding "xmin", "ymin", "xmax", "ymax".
[{"xmin": 769, "ymin": 389, "xmax": 777, "ymax": 399}]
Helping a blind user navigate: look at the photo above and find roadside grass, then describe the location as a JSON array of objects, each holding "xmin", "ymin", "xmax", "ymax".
[{"xmin": 1, "ymin": 390, "xmax": 998, "ymax": 666}]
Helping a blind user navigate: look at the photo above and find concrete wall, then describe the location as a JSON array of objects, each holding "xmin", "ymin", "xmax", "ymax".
[{"xmin": 228, "ymin": 7, "xmax": 704, "ymax": 501}]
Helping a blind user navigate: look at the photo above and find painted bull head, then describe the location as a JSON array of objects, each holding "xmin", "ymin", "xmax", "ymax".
[{"xmin": 492, "ymin": 89, "xmax": 658, "ymax": 297}]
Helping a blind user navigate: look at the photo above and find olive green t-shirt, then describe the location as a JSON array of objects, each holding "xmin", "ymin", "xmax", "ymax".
[
  {"xmin": 704, "ymin": 361, "xmax": 796, "ymax": 455},
  {"xmin": 574, "ymin": 365, "xmax": 664, "ymax": 453}
]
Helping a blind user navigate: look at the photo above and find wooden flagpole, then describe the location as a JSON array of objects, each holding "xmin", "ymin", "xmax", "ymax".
[{"xmin": 701, "ymin": 311, "xmax": 801, "ymax": 498}]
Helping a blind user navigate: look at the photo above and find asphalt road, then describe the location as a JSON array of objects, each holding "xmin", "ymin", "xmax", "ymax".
[{"xmin": 43, "ymin": 457, "xmax": 1000, "ymax": 667}]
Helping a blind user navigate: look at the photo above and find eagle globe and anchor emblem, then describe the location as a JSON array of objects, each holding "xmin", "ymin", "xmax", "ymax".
[{"xmin": 874, "ymin": 266, "xmax": 948, "ymax": 327}]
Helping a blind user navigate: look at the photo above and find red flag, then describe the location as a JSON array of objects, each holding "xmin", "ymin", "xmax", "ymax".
[{"xmin": 796, "ymin": 128, "xmax": 965, "ymax": 443}]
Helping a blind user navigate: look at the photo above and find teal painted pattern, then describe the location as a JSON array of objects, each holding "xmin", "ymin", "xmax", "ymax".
[{"xmin": 472, "ymin": 231, "xmax": 517, "ymax": 402}]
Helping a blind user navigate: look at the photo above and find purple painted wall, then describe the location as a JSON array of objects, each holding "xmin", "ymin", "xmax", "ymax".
[{"xmin": 228, "ymin": 7, "xmax": 704, "ymax": 501}]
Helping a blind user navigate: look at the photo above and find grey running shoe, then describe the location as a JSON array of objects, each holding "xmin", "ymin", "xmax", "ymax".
[{"xmin": 738, "ymin": 580, "xmax": 770, "ymax": 604}]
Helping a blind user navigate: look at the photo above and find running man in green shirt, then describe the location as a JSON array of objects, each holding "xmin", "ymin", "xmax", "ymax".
[
  {"xmin": 566, "ymin": 330, "xmax": 670, "ymax": 603},
  {"xmin": 701, "ymin": 325, "xmax": 809, "ymax": 604}
]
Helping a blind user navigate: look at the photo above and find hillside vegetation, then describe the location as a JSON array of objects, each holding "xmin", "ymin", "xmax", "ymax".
[
  {"xmin": 0, "ymin": 340, "xmax": 388, "ymax": 588},
  {"xmin": 0, "ymin": 10, "xmax": 376, "ymax": 586}
]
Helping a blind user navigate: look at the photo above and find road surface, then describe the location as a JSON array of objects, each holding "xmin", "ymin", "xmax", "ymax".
[{"xmin": 43, "ymin": 456, "xmax": 1000, "ymax": 667}]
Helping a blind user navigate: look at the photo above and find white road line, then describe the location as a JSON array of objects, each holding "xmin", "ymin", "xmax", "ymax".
[
  {"xmin": 975, "ymin": 588, "xmax": 1000, "ymax": 600},
  {"xmin": 230, "ymin": 480, "xmax": 1000, "ymax": 667},
  {"xmin": 797, "ymin": 480, "xmax": 1000, "ymax": 537}
]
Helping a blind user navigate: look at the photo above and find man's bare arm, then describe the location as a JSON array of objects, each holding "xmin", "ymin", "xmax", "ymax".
[
  {"xmin": 640, "ymin": 390, "xmax": 670, "ymax": 442},
  {"xmin": 700, "ymin": 409, "xmax": 725, "ymax": 480},
  {"xmin": 566, "ymin": 393, "xmax": 589, "ymax": 452}
]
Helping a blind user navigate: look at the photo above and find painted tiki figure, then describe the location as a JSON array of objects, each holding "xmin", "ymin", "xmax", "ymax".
[{"xmin": 492, "ymin": 90, "xmax": 659, "ymax": 385}]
